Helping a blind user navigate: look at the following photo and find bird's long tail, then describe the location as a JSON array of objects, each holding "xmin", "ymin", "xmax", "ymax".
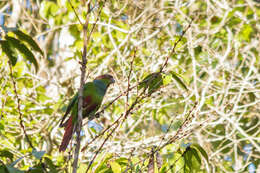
[{"xmin": 59, "ymin": 115, "xmax": 74, "ymax": 152}]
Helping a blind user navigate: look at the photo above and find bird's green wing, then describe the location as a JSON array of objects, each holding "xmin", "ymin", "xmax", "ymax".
[
  {"xmin": 59, "ymin": 93, "xmax": 78, "ymax": 127},
  {"xmin": 139, "ymin": 72, "xmax": 163, "ymax": 94},
  {"xmin": 80, "ymin": 81, "xmax": 106, "ymax": 119}
]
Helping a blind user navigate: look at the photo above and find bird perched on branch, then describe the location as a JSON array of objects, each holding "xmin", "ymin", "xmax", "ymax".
[{"xmin": 59, "ymin": 74, "xmax": 115, "ymax": 152}]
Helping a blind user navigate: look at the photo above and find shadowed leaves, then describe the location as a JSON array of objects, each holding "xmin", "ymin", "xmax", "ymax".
[{"xmin": 12, "ymin": 30, "xmax": 43, "ymax": 56}]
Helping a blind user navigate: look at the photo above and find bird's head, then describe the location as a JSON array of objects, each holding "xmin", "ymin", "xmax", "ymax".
[{"xmin": 94, "ymin": 74, "xmax": 115, "ymax": 87}]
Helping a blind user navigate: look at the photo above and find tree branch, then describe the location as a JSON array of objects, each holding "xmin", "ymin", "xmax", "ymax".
[
  {"xmin": 71, "ymin": 2, "xmax": 90, "ymax": 173},
  {"xmin": 8, "ymin": 61, "xmax": 34, "ymax": 149},
  {"xmin": 72, "ymin": 1, "xmax": 106, "ymax": 172}
]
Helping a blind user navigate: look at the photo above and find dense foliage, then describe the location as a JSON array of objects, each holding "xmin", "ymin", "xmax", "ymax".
[{"xmin": 0, "ymin": 0, "xmax": 259, "ymax": 172}]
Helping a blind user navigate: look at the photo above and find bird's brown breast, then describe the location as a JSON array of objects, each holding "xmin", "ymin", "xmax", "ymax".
[{"xmin": 83, "ymin": 96, "xmax": 99, "ymax": 118}]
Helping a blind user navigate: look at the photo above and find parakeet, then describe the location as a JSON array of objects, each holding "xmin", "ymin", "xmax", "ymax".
[
  {"xmin": 59, "ymin": 74, "xmax": 115, "ymax": 152},
  {"xmin": 139, "ymin": 72, "xmax": 163, "ymax": 94}
]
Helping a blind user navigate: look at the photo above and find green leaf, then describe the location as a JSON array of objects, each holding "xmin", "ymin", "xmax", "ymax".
[
  {"xmin": 0, "ymin": 165, "xmax": 8, "ymax": 173},
  {"xmin": 0, "ymin": 40, "xmax": 17, "ymax": 66},
  {"xmin": 12, "ymin": 30, "xmax": 43, "ymax": 55},
  {"xmin": 0, "ymin": 149, "xmax": 14, "ymax": 161},
  {"xmin": 183, "ymin": 148, "xmax": 192, "ymax": 171},
  {"xmin": 248, "ymin": 92, "xmax": 255, "ymax": 102},
  {"xmin": 205, "ymin": 96, "xmax": 214, "ymax": 106},
  {"xmin": 0, "ymin": 120, "xmax": 4, "ymax": 131},
  {"xmin": 238, "ymin": 24, "xmax": 253, "ymax": 42},
  {"xmin": 40, "ymin": 1, "xmax": 59, "ymax": 19},
  {"xmin": 78, "ymin": 163, "xmax": 88, "ymax": 173},
  {"xmin": 27, "ymin": 168, "xmax": 44, "ymax": 173},
  {"xmin": 190, "ymin": 148, "xmax": 202, "ymax": 170},
  {"xmin": 170, "ymin": 72, "xmax": 188, "ymax": 91},
  {"xmin": 163, "ymin": 74, "xmax": 172, "ymax": 85},
  {"xmin": 135, "ymin": 165, "xmax": 140, "ymax": 172},
  {"xmin": 110, "ymin": 161, "xmax": 121, "ymax": 173},
  {"xmin": 94, "ymin": 154, "xmax": 113, "ymax": 172},
  {"xmin": 115, "ymin": 158, "xmax": 128, "ymax": 165},
  {"xmin": 171, "ymin": 152, "xmax": 184, "ymax": 172},
  {"xmin": 44, "ymin": 157, "xmax": 58, "ymax": 172},
  {"xmin": 191, "ymin": 144, "xmax": 209, "ymax": 163},
  {"xmin": 191, "ymin": 148, "xmax": 201, "ymax": 164},
  {"xmin": 32, "ymin": 149, "xmax": 45, "ymax": 160},
  {"xmin": 183, "ymin": 147, "xmax": 202, "ymax": 171},
  {"xmin": 5, "ymin": 36, "xmax": 38, "ymax": 72},
  {"xmin": 6, "ymin": 166, "xmax": 24, "ymax": 173},
  {"xmin": 14, "ymin": 61, "xmax": 26, "ymax": 78}
]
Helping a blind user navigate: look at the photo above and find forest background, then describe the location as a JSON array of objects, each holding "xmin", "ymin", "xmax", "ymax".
[{"xmin": 0, "ymin": 0, "xmax": 259, "ymax": 172}]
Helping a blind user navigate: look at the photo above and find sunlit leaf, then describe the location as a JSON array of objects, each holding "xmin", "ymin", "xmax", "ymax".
[
  {"xmin": 78, "ymin": 163, "xmax": 88, "ymax": 173},
  {"xmin": 115, "ymin": 158, "xmax": 128, "ymax": 165},
  {"xmin": 205, "ymin": 96, "xmax": 214, "ymax": 106},
  {"xmin": 94, "ymin": 154, "xmax": 113, "ymax": 172},
  {"xmin": 162, "ymin": 74, "xmax": 172, "ymax": 85},
  {"xmin": 238, "ymin": 24, "xmax": 253, "ymax": 42},
  {"xmin": 110, "ymin": 161, "xmax": 121, "ymax": 173},
  {"xmin": 190, "ymin": 148, "xmax": 202, "ymax": 170},
  {"xmin": 171, "ymin": 152, "xmax": 184, "ymax": 172},
  {"xmin": 183, "ymin": 147, "xmax": 192, "ymax": 171},
  {"xmin": 40, "ymin": 1, "xmax": 59, "ymax": 19},
  {"xmin": 191, "ymin": 144, "xmax": 209, "ymax": 163}
]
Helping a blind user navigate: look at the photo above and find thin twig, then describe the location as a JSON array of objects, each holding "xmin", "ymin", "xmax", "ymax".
[
  {"xmin": 72, "ymin": 1, "xmax": 106, "ymax": 172},
  {"xmin": 122, "ymin": 103, "xmax": 198, "ymax": 172},
  {"xmin": 83, "ymin": 16, "xmax": 193, "ymax": 172},
  {"xmin": 85, "ymin": 93, "xmax": 146, "ymax": 172},
  {"xmin": 123, "ymin": 148, "xmax": 135, "ymax": 173},
  {"xmin": 68, "ymin": 0, "xmax": 83, "ymax": 25},
  {"xmin": 157, "ymin": 103, "xmax": 197, "ymax": 151},
  {"xmin": 86, "ymin": 0, "xmax": 107, "ymax": 45},
  {"xmin": 85, "ymin": 114, "xmax": 123, "ymax": 172},
  {"xmin": 81, "ymin": 113, "xmax": 123, "ymax": 152},
  {"xmin": 127, "ymin": 48, "xmax": 137, "ymax": 103},
  {"xmin": 90, "ymin": 20, "xmax": 193, "ymax": 115},
  {"xmin": 165, "ymin": 147, "xmax": 190, "ymax": 173},
  {"xmin": 160, "ymin": 18, "xmax": 194, "ymax": 72},
  {"xmin": 8, "ymin": 61, "xmax": 34, "ymax": 149}
]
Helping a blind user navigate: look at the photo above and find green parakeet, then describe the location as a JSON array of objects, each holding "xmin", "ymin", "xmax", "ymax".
[
  {"xmin": 59, "ymin": 74, "xmax": 115, "ymax": 152},
  {"xmin": 139, "ymin": 72, "xmax": 163, "ymax": 94}
]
